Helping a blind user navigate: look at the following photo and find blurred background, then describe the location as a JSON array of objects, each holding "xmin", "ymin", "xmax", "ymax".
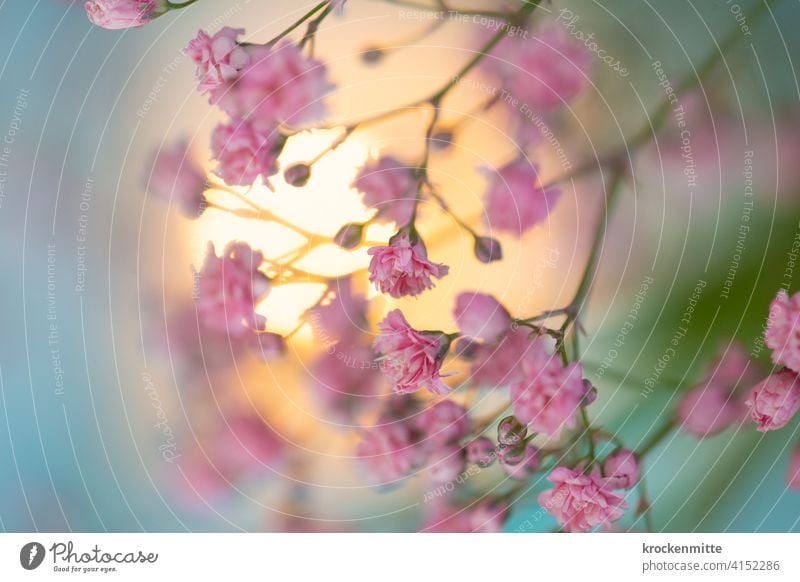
[{"xmin": 1, "ymin": 0, "xmax": 800, "ymax": 532}]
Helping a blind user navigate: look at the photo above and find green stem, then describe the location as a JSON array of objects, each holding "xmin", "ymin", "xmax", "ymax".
[
  {"xmin": 165, "ymin": 0, "xmax": 199, "ymax": 8},
  {"xmin": 638, "ymin": 420, "xmax": 676, "ymax": 458},
  {"xmin": 267, "ymin": 2, "xmax": 328, "ymax": 46}
]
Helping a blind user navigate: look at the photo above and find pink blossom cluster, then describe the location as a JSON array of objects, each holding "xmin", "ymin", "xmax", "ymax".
[{"xmin": 85, "ymin": 0, "xmax": 167, "ymax": 29}]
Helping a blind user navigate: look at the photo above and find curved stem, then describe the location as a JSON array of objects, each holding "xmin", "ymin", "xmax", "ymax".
[
  {"xmin": 267, "ymin": 2, "xmax": 328, "ymax": 46},
  {"xmin": 638, "ymin": 419, "xmax": 676, "ymax": 458}
]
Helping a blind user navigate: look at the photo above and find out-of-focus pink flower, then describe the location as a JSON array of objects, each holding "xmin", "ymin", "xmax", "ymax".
[
  {"xmin": 677, "ymin": 382, "xmax": 743, "ymax": 438},
  {"xmin": 304, "ymin": 277, "xmax": 368, "ymax": 347},
  {"xmin": 309, "ymin": 344, "xmax": 383, "ymax": 423},
  {"xmin": 85, "ymin": 0, "xmax": 166, "ymax": 29},
  {"xmin": 765, "ymin": 290, "xmax": 800, "ymax": 373},
  {"xmin": 330, "ymin": 0, "xmax": 347, "ymax": 11},
  {"xmin": 196, "ymin": 242, "xmax": 271, "ymax": 336},
  {"xmin": 352, "ymin": 157, "xmax": 417, "ymax": 225},
  {"xmin": 603, "ymin": 449, "xmax": 639, "ymax": 490},
  {"xmin": 787, "ymin": 445, "xmax": 800, "ymax": 490},
  {"xmin": 538, "ymin": 466, "xmax": 626, "ymax": 532},
  {"xmin": 483, "ymin": 158, "xmax": 562, "ymax": 236},
  {"xmin": 216, "ymin": 415, "xmax": 284, "ymax": 476},
  {"xmin": 357, "ymin": 420, "xmax": 423, "ymax": 485},
  {"xmin": 247, "ymin": 331, "xmax": 286, "ymax": 362},
  {"xmin": 367, "ymin": 235, "xmax": 449, "ymax": 298},
  {"xmin": 453, "ymin": 292, "xmax": 511, "ymax": 343},
  {"xmin": 186, "ymin": 28, "xmax": 249, "ymax": 93},
  {"xmin": 470, "ymin": 327, "xmax": 536, "ymax": 387},
  {"xmin": 211, "ymin": 120, "xmax": 284, "ymax": 187},
  {"xmin": 500, "ymin": 444, "xmax": 539, "ymax": 480},
  {"xmin": 510, "ymin": 338, "xmax": 588, "ymax": 438},
  {"xmin": 373, "ymin": 309, "xmax": 451, "ymax": 395},
  {"xmin": 426, "ymin": 445, "xmax": 465, "ymax": 483},
  {"xmin": 420, "ymin": 501, "xmax": 507, "ymax": 532},
  {"xmin": 745, "ymin": 369, "xmax": 800, "ymax": 432},
  {"xmin": 416, "ymin": 400, "xmax": 470, "ymax": 448},
  {"xmin": 496, "ymin": 25, "xmax": 589, "ymax": 111},
  {"xmin": 677, "ymin": 344, "xmax": 757, "ymax": 437},
  {"xmin": 148, "ymin": 141, "xmax": 207, "ymax": 217},
  {"xmin": 214, "ymin": 42, "xmax": 334, "ymax": 131},
  {"xmin": 465, "ymin": 437, "xmax": 496, "ymax": 467}
]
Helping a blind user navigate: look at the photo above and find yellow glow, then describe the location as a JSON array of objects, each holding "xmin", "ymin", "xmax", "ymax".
[{"xmin": 191, "ymin": 129, "xmax": 376, "ymax": 340}]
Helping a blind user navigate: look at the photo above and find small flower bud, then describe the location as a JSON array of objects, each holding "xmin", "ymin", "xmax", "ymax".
[
  {"xmin": 431, "ymin": 130, "xmax": 454, "ymax": 151},
  {"xmin": 497, "ymin": 442, "xmax": 527, "ymax": 466},
  {"xmin": 361, "ymin": 46, "xmax": 385, "ymax": 65},
  {"xmin": 500, "ymin": 444, "xmax": 539, "ymax": 479},
  {"xmin": 334, "ymin": 223, "xmax": 364, "ymax": 250},
  {"xmin": 284, "ymin": 163, "xmax": 311, "ymax": 187},
  {"xmin": 583, "ymin": 379, "xmax": 597, "ymax": 405},
  {"xmin": 497, "ymin": 415, "xmax": 527, "ymax": 446},
  {"xmin": 466, "ymin": 437, "xmax": 496, "ymax": 468},
  {"xmin": 474, "ymin": 235, "xmax": 502, "ymax": 264}
]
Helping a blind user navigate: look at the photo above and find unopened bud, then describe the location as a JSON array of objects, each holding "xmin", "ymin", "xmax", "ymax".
[
  {"xmin": 474, "ymin": 235, "xmax": 502, "ymax": 263},
  {"xmin": 284, "ymin": 163, "xmax": 311, "ymax": 187},
  {"xmin": 497, "ymin": 415, "xmax": 527, "ymax": 446},
  {"xmin": 362, "ymin": 46, "xmax": 385, "ymax": 65},
  {"xmin": 497, "ymin": 442, "xmax": 527, "ymax": 466},
  {"xmin": 334, "ymin": 222, "xmax": 364, "ymax": 249}
]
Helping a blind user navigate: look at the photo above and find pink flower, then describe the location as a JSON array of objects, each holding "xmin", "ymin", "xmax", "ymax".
[
  {"xmin": 787, "ymin": 445, "xmax": 800, "ymax": 490},
  {"xmin": 373, "ymin": 309, "xmax": 451, "ymax": 395},
  {"xmin": 352, "ymin": 157, "xmax": 417, "ymax": 225},
  {"xmin": 511, "ymin": 338, "xmax": 588, "ymax": 438},
  {"xmin": 465, "ymin": 437, "xmax": 496, "ymax": 467},
  {"xmin": 247, "ymin": 331, "xmax": 285, "ymax": 362},
  {"xmin": 745, "ymin": 369, "xmax": 800, "ymax": 432},
  {"xmin": 677, "ymin": 382, "xmax": 743, "ymax": 437},
  {"xmin": 603, "ymin": 449, "xmax": 640, "ymax": 490},
  {"xmin": 309, "ymin": 344, "xmax": 382, "ymax": 423},
  {"xmin": 453, "ymin": 292, "xmax": 511, "ymax": 343},
  {"xmin": 357, "ymin": 420, "xmax": 423, "ymax": 485},
  {"xmin": 416, "ymin": 400, "xmax": 470, "ymax": 448},
  {"xmin": 211, "ymin": 120, "xmax": 284, "ymax": 187},
  {"xmin": 538, "ymin": 466, "xmax": 627, "ymax": 532},
  {"xmin": 367, "ymin": 235, "xmax": 449, "ymax": 298},
  {"xmin": 426, "ymin": 445, "xmax": 465, "ymax": 483},
  {"xmin": 148, "ymin": 141, "xmax": 207, "ymax": 217},
  {"xmin": 677, "ymin": 344, "xmax": 757, "ymax": 437},
  {"xmin": 186, "ymin": 28, "xmax": 249, "ymax": 93},
  {"xmin": 765, "ymin": 290, "xmax": 800, "ymax": 373},
  {"xmin": 484, "ymin": 158, "xmax": 562, "ymax": 236},
  {"xmin": 304, "ymin": 277, "xmax": 368, "ymax": 346},
  {"xmin": 215, "ymin": 415, "xmax": 284, "ymax": 477},
  {"xmin": 85, "ymin": 0, "xmax": 166, "ymax": 29},
  {"xmin": 470, "ymin": 327, "xmax": 537, "ymax": 387},
  {"xmin": 214, "ymin": 42, "xmax": 334, "ymax": 131},
  {"xmin": 330, "ymin": 0, "xmax": 347, "ymax": 11},
  {"xmin": 420, "ymin": 501, "xmax": 507, "ymax": 533},
  {"xmin": 196, "ymin": 242, "xmax": 271, "ymax": 336},
  {"xmin": 496, "ymin": 26, "xmax": 589, "ymax": 111}
]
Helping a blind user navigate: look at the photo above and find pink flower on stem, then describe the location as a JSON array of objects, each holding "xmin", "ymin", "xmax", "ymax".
[
  {"xmin": 416, "ymin": 400, "xmax": 471, "ymax": 449},
  {"xmin": 367, "ymin": 235, "xmax": 449, "ymax": 298},
  {"xmin": 765, "ymin": 290, "xmax": 800, "ymax": 373},
  {"xmin": 538, "ymin": 466, "xmax": 627, "ymax": 532},
  {"xmin": 85, "ymin": 0, "xmax": 167, "ymax": 29},
  {"xmin": 196, "ymin": 241, "xmax": 271, "ymax": 336},
  {"xmin": 510, "ymin": 338, "xmax": 588, "ymax": 438},
  {"xmin": 214, "ymin": 42, "xmax": 334, "ymax": 131},
  {"xmin": 211, "ymin": 120, "xmax": 284, "ymax": 187},
  {"xmin": 148, "ymin": 141, "xmax": 207, "ymax": 217},
  {"xmin": 496, "ymin": 25, "xmax": 590, "ymax": 111},
  {"xmin": 357, "ymin": 420, "xmax": 423, "ymax": 485},
  {"xmin": 453, "ymin": 292, "xmax": 511, "ymax": 343},
  {"xmin": 373, "ymin": 309, "xmax": 451, "ymax": 395},
  {"xmin": 352, "ymin": 157, "xmax": 417, "ymax": 225},
  {"xmin": 603, "ymin": 449, "xmax": 640, "ymax": 490},
  {"xmin": 745, "ymin": 369, "xmax": 800, "ymax": 432},
  {"xmin": 186, "ymin": 28, "xmax": 250, "ymax": 94},
  {"xmin": 787, "ymin": 445, "xmax": 800, "ymax": 490},
  {"xmin": 483, "ymin": 158, "xmax": 562, "ymax": 236}
]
